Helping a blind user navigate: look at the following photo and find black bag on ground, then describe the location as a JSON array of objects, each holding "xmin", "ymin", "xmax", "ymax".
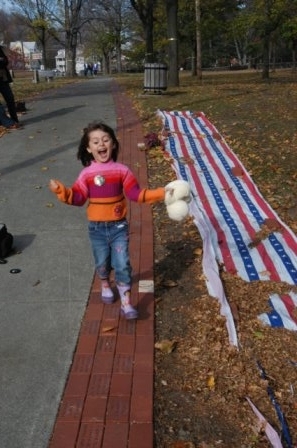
[
  {"xmin": 0, "ymin": 223, "xmax": 13, "ymax": 258},
  {"xmin": 16, "ymin": 101, "xmax": 27, "ymax": 113}
]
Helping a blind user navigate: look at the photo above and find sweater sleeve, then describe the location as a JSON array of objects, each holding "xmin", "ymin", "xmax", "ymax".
[
  {"xmin": 137, "ymin": 187, "xmax": 165, "ymax": 204},
  {"xmin": 50, "ymin": 180, "xmax": 73, "ymax": 204},
  {"xmin": 121, "ymin": 165, "xmax": 165, "ymax": 204}
]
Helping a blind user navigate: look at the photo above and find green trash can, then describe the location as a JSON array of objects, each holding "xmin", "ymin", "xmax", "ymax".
[{"xmin": 144, "ymin": 63, "xmax": 167, "ymax": 93}]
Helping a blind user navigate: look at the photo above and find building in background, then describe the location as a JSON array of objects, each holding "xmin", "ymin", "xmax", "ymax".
[
  {"xmin": 55, "ymin": 48, "xmax": 101, "ymax": 75},
  {"xmin": 9, "ymin": 41, "xmax": 42, "ymax": 69},
  {"xmin": 55, "ymin": 49, "xmax": 66, "ymax": 73},
  {"xmin": 55, "ymin": 49, "xmax": 84, "ymax": 74}
]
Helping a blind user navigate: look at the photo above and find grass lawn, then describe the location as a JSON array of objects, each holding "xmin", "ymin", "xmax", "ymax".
[{"xmin": 114, "ymin": 69, "xmax": 297, "ymax": 233}]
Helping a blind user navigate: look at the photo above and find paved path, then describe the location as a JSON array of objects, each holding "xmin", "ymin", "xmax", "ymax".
[{"xmin": 0, "ymin": 78, "xmax": 155, "ymax": 448}]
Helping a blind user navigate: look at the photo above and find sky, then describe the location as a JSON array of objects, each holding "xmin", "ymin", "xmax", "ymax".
[{"xmin": 1, "ymin": 1, "xmax": 13, "ymax": 12}]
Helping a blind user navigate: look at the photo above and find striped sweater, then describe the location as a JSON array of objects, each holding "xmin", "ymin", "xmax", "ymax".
[{"xmin": 53, "ymin": 160, "xmax": 165, "ymax": 221}]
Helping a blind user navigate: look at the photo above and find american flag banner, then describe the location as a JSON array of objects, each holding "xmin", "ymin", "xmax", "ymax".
[{"xmin": 158, "ymin": 110, "xmax": 297, "ymax": 346}]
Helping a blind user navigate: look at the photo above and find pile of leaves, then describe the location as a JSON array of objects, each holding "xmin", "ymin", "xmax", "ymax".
[
  {"xmin": 149, "ymin": 145, "xmax": 297, "ymax": 448},
  {"xmin": 115, "ymin": 70, "xmax": 297, "ymax": 447},
  {"xmin": 144, "ymin": 132, "xmax": 163, "ymax": 149},
  {"xmin": 0, "ymin": 126, "xmax": 8, "ymax": 137}
]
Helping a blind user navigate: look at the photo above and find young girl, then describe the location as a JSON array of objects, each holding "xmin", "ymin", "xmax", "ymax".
[{"xmin": 49, "ymin": 121, "xmax": 166, "ymax": 320}]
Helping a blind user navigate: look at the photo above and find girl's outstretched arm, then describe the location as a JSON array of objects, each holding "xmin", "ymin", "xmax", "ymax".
[
  {"xmin": 137, "ymin": 187, "xmax": 165, "ymax": 203},
  {"xmin": 49, "ymin": 179, "xmax": 73, "ymax": 204}
]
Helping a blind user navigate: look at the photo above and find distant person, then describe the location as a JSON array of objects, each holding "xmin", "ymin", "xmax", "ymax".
[
  {"xmin": 93, "ymin": 63, "xmax": 99, "ymax": 75},
  {"xmin": 0, "ymin": 45, "xmax": 21, "ymax": 128},
  {"xmin": 87, "ymin": 63, "xmax": 93, "ymax": 76},
  {"xmin": 83, "ymin": 63, "xmax": 88, "ymax": 76},
  {"xmin": 49, "ymin": 122, "xmax": 189, "ymax": 319}
]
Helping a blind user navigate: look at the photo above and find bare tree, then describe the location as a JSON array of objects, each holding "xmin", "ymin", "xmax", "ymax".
[
  {"xmin": 83, "ymin": 0, "xmax": 135, "ymax": 73},
  {"xmin": 9, "ymin": 0, "xmax": 58, "ymax": 67},
  {"xmin": 11, "ymin": 0, "xmax": 90, "ymax": 75},
  {"xmin": 88, "ymin": 0, "xmax": 132, "ymax": 73},
  {"xmin": 82, "ymin": 18, "xmax": 115, "ymax": 74},
  {"xmin": 0, "ymin": 10, "xmax": 26, "ymax": 44}
]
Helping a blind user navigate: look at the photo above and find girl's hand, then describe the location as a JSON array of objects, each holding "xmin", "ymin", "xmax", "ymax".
[
  {"xmin": 49, "ymin": 179, "xmax": 58, "ymax": 191},
  {"xmin": 49, "ymin": 179, "xmax": 73, "ymax": 204}
]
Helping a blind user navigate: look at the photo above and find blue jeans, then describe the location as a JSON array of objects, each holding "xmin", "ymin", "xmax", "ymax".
[
  {"xmin": 0, "ymin": 82, "xmax": 18, "ymax": 123},
  {"xmin": 0, "ymin": 103, "xmax": 14, "ymax": 127},
  {"xmin": 88, "ymin": 219, "xmax": 132, "ymax": 285}
]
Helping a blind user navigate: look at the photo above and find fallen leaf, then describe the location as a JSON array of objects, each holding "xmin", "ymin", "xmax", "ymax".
[
  {"xmin": 263, "ymin": 218, "xmax": 282, "ymax": 231},
  {"xmin": 193, "ymin": 247, "xmax": 203, "ymax": 256},
  {"xmin": 102, "ymin": 325, "xmax": 117, "ymax": 333},
  {"xmin": 259, "ymin": 270, "xmax": 271, "ymax": 277},
  {"xmin": 169, "ymin": 442, "xmax": 195, "ymax": 448},
  {"xmin": 253, "ymin": 331, "xmax": 264, "ymax": 339},
  {"xmin": 230, "ymin": 302, "xmax": 239, "ymax": 321},
  {"xmin": 231, "ymin": 166, "xmax": 244, "ymax": 177},
  {"xmin": 162, "ymin": 279, "xmax": 178, "ymax": 288},
  {"xmin": 155, "ymin": 339, "xmax": 177, "ymax": 354},
  {"xmin": 207, "ymin": 375, "xmax": 215, "ymax": 390},
  {"xmin": 212, "ymin": 131, "xmax": 221, "ymax": 140}
]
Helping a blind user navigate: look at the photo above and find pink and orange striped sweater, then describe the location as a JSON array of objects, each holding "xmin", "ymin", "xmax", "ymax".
[{"xmin": 52, "ymin": 160, "xmax": 165, "ymax": 221}]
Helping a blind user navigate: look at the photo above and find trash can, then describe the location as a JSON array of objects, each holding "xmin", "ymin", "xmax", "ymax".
[{"xmin": 144, "ymin": 63, "xmax": 167, "ymax": 93}]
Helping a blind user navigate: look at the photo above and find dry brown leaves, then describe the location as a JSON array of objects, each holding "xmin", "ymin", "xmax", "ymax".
[
  {"xmin": 116, "ymin": 72, "xmax": 297, "ymax": 447},
  {"xmin": 148, "ymin": 145, "xmax": 297, "ymax": 447},
  {"xmin": 0, "ymin": 125, "xmax": 7, "ymax": 138}
]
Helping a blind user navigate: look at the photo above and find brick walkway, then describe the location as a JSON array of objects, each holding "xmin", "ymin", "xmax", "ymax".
[{"xmin": 49, "ymin": 82, "xmax": 155, "ymax": 448}]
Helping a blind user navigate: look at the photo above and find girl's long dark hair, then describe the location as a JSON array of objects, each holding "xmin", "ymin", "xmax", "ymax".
[{"xmin": 77, "ymin": 122, "xmax": 120, "ymax": 166}]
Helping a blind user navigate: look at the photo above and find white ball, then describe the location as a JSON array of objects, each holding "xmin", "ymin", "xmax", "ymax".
[
  {"xmin": 166, "ymin": 200, "xmax": 189, "ymax": 221},
  {"xmin": 165, "ymin": 179, "xmax": 191, "ymax": 205}
]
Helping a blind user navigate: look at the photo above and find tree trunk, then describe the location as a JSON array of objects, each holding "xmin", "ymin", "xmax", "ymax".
[
  {"xmin": 292, "ymin": 39, "xmax": 297, "ymax": 71},
  {"xmin": 166, "ymin": 0, "xmax": 179, "ymax": 87},
  {"xmin": 144, "ymin": 4, "xmax": 154, "ymax": 62},
  {"xmin": 195, "ymin": 0, "xmax": 202, "ymax": 80},
  {"xmin": 191, "ymin": 49, "xmax": 197, "ymax": 76},
  {"xmin": 40, "ymin": 28, "xmax": 47, "ymax": 68},
  {"xmin": 64, "ymin": 0, "xmax": 83, "ymax": 77},
  {"xmin": 130, "ymin": 0, "xmax": 154, "ymax": 62},
  {"xmin": 65, "ymin": 46, "xmax": 73, "ymax": 76},
  {"xmin": 262, "ymin": 32, "xmax": 270, "ymax": 79},
  {"xmin": 116, "ymin": 34, "xmax": 122, "ymax": 72},
  {"xmin": 102, "ymin": 52, "xmax": 110, "ymax": 75},
  {"xmin": 64, "ymin": 32, "xmax": 77, "ymax": 77}
]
